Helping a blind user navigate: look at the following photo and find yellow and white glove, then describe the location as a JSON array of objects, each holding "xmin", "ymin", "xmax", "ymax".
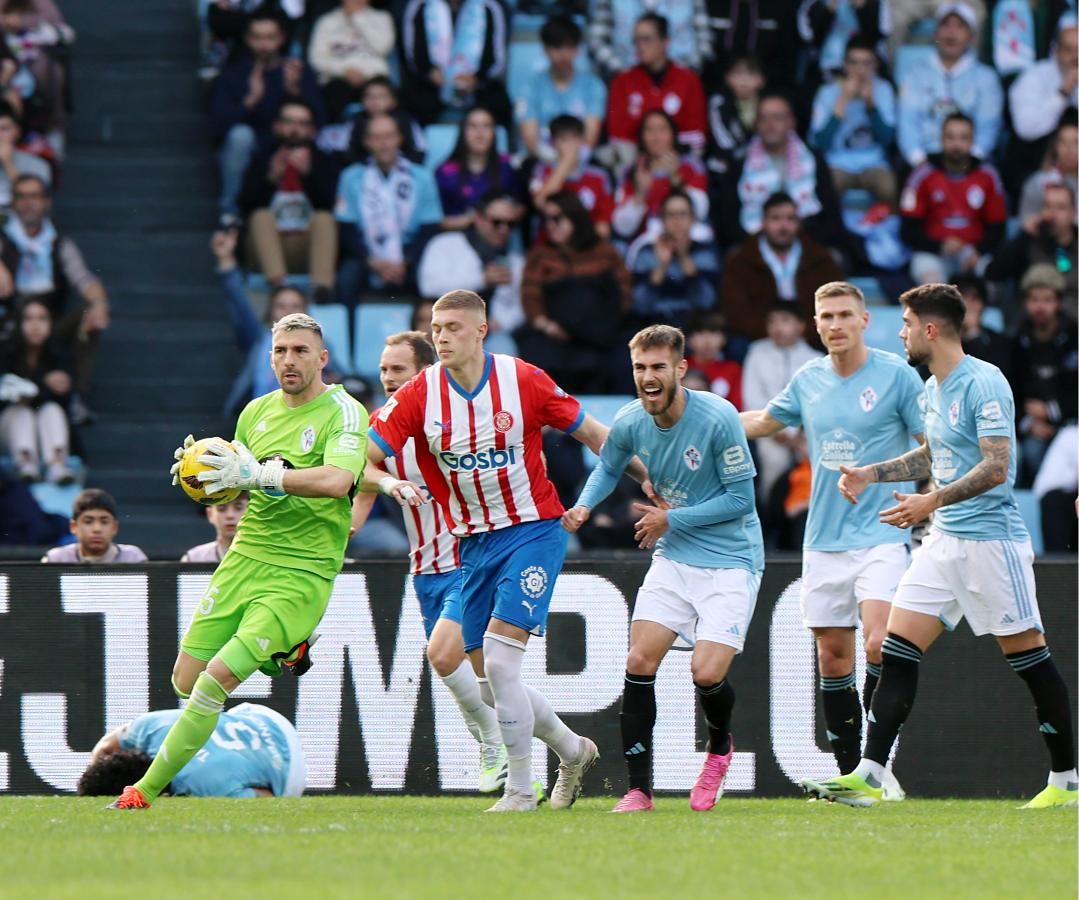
[
  {"xmin": 197, "ymin": 440, "xmax": 286, "ymax": 495},
  {"xmin": 169, "ymin": 434, "xmax": 196, "ymax": 485}
]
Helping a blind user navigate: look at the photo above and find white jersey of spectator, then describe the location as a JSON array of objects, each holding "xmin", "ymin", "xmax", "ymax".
[
  {"xmin": 1032, "ymin": 424, "xmax": 1078, "ymax": 500},
  {"xmin": 1008, "ymin": 31, "xmax": 1079, "ymax": 142},
  {"xmin": 307, "ymin": 4, "xmax": 396, "ymax": 83},
  {"xmin": 180, "ymin": 541, "xmax": 227, "ymax": 563},
  {"xmin": 42, "ymin": 542, "xmax": 148, "ymax": 563}
]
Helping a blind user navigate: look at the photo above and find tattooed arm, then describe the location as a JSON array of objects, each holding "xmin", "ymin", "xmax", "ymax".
[
  {"xmin": 878, "ymin": 436, "xmax": 1010, "ymax": 529},
  {"xmin": 836, "ymin": 437, "xmax": 930, "ymax": 505}
]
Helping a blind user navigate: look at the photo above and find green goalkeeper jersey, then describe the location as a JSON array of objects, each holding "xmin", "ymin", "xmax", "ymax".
[{"xmin": 230, "ymin": 384, "xmax": 368, "ymax": 580}]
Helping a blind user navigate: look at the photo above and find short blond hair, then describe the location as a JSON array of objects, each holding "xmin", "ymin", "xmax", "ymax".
[
  {"xmin": 272, "ymin": 312, "xmax": 324, "ymax": 342},
  {"xmin": 814, "ymin": 281, "xmax": 866, "ymax": 305},
  {"xmin": 433, "ymin": 290, "xmax": 487, "ymax": 318},
  {"xmin": 628, "ymin": 324, "xmax": 685, "ymax": 358}
]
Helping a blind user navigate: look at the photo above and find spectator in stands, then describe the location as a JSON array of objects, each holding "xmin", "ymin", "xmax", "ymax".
[
  {"xmin": 529, "ymin": 114, "xmax": 614, "ymax": 238},
  {"xmin": 204, "ymin": 0, "xmax": 305, "ymax": 68},
  {"xmin": 210, "ymin": 11, "xmax": 326, "ymax": 225},
  {"xmin": 887, "ymin": 0, "xmax": 985, "ymax": 60},
  {"xmin": 307, "ymin": 0, "xmax": 396, "ymax": 122},
  {"xmin": 42, "ymin": 489, "xmax": 148, "ymax": 564},
  {"xmin": 417, "ymin": 190, "xmax": 524, "ymax": 354},
  {"xmin": 516, "ymin": 190, "xmax": 631, "ymax": 393},
  {"xmin": 396, "ymin": 0, "xmax": 512, "ymax": 129},
  {"xmin": 704, "ymin": 52, "xmax": 762, "ymax": 177},
  {"xmin": 684, "ymin": 311, "xmax": 742, "ymax": 407},
  {"xmin": 1007, "ymin": 15, "xmax": 1078, "ymax": 171},
  {"xmin": 1011, "ymin": 263, "xmax": 1078, "ymax": 485},
  {"xmin": 900, "ymin": 112, "xmax": 1007, "ymax": 285},
  {"xmin": 238, "ymin": 99, "xmax": 337, "ymax": 299},
  {"xmin": 326, "ymin": 75, "xmax": 425, "ymax": 168},
  {"xmin": 716, "ymin": 92, "xmax": 843, "ymax": 249},
  {"xmin": 700, "ymin": 0, "xmax": 800, "ymax": 92},
  {"xmin": 436, "ymin": 105, "xmax": 520, "ymax": 230},
  {"xmin": 334, "ymin": 113, "xmax": 443, "ymax": 297},
  {"xmin": 809, "ymin": 34, "xmax": 897, "ymax": 207},
  {"xmin": 611, "ymin": 109, "xmax": 708, "ymax": 241},
  {"xmin": 720, "ymin": 191, "xmax": 841, "ymax": 343},
  {"xmin": 953, "ymin": 274, "xmax": 1010, "ymax": 378},
  {"xmin": 411, "ymin": 297, "xmax": 434, "ymax": 337},
  {"xmin": 606, "ymin": 13, "xmax": 708, "ymax": 164},
  {"xmin": 180, "ymin": 492, "xmax": 250, "ymax": 563},
  {"xmin": 588, "ymin": 0, "xmax": 712, "ymax": 79},
  {"xmin": 3, "ymin": 174, "xmax": 109, "ymax": 419},
  {"xmin": 741, "ymin": 302, "xmax": 821, "ymax": 499},
  {"xmin": 518, "ymin": 14, "xmax": 606, "ymax": 159},
  {"xmin": 1, "ymin": 0, "xmax": 73, "ymax": 149},
  {"xmin": 987, "ymin": 180, "xmax": 1078, "ymax": 316},
  {"xmin": 0, "ymin": 102, "xmax": 48, "ymax": 211},
  {"xmin": 797, "ymin": 0, "xmax": 890, "ymax": 83},
  {"xmin": 211, "ymin": 229, "xmax": 307, "ymax": 413},
  {"xmin": 627, "ymin": 190, "xmax": 718, "ymax": 329},
  {"xmin": 0, "ymin": 298, "xmax": 71, "ymax": 482},
  {"xmin": 1033, "ymin": 424, "xmax": 1078, "ymax": 553},
  {"xmin": 1018, "ymin": 116, "xmax": 1078, "ymax": 221},
  {"xmin": 896, "ymin": 3, "xmax": 1002, "ymax": 168}
]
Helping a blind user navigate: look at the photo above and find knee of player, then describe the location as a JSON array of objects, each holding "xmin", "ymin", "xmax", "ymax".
[
  {"xmin": 170, "ymin": 669, "xmax": 193, "ymax": 699},
  {"xmin": 426, "ymin": 641, "xmax": 462, "ymax": 678},
  {"xmin": 815, "ymin": 637, "xmax": 854, "ymax": 675},
  {"xmin": 690, "ymin": 657, "xmax": 730, "ymax": 686},
  {"xmin": 863, "ymin": 631, "xmax": 885, "ymax": 663},
  {"xmin": 625, "ymin": 646, "xmax": 662, "ymax": 678}
]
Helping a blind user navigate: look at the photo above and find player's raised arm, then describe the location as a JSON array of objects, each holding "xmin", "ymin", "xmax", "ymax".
[
  {"xmin": 568, "ymin": 411, "xmax": 652, "ymax": 486},
  {"xmin": 739, "ymin": 408, "xmax": 788, "ymax": 439},
  {"xmin": 837, "ymin": 442, "xmax": 934, "ymax": 505}
]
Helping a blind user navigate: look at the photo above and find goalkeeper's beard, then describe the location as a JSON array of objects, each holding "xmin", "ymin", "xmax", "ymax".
[{"xmin": 278, "ymin": 369, "xmax": 312, "ymax": 395}]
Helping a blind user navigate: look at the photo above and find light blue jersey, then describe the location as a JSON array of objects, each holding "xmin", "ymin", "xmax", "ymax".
[
  {"xmin": 121, "ymin": 704, "xmax": 300, "ymax": 798},
  {"xmin": 923, "ymin": 355, "xmax": 1027, "ymax": 541},
  {"xmin": 516, "ymin": 67, "xmax": 607, "ymax": 133},
  {"xmin": 768, "ymin": 348, "xmax": 924, "ymax": 551},
  {"xmin": 577, "ymin": 389, "xmax": 764, "ymax": 572}
]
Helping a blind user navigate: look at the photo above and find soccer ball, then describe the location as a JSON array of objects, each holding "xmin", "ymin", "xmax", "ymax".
[{"xmin": 176, "ymin": 437, "xmax": 242, "ymax": 507}]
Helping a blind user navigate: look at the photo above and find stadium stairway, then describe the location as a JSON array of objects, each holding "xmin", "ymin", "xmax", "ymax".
[{"xmin": 54, "ymin": 1, "xmax": 236, "ymax": 557}]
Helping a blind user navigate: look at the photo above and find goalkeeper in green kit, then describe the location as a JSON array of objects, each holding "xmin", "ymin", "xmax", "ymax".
[{"xmin": 109, "ymin": 313, "xmax": 368, "ymax": 810}]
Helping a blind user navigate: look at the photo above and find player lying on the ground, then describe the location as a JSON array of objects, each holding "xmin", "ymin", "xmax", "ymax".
[
  {"xmin": 741, "ymin": 282, "xmax": 924, "ymax": 796},
  {"xmin": 108, "ymin": 313, "xmax": 368, "ymax": 810},
  {"xmin": 802, "ymin": 283, "xmax": 1078, "ymax": 809},
  {"xmin": 363, "ymin": 290, "xmax": 655, "ymax": 812},
  {"xmin": 79, "ymin": 703, "xmax": 305, "ymax": 798},
  {"xmin": 564, "ymin": 325, "xmax": 764, "ymax": 813},
  {"xmin": 351, "ymin": 330, "xmax": 508, "ymax": 795}
]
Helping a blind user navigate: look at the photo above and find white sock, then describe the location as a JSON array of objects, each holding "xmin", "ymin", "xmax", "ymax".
[
  {"xmin": 483, "ymin": 633, "xmax": 534, "ymax": 794},
  {"xmin": 476, "ymin": 676, "xmax": 495, "ymax": 709},
  {"xmin": 1048, "ymin": 769, "xmax": 1079, "ymax": 790},
  {"xmin": 524, "ymin": 683, "xmax": 580, "ymax": 762},
  {"xmin": 853, "ymin": 758, "xmax": 886, "ymax": 786},
  {"xmin": 440, "ymin": 659, "xmax": 501, "ymax": 746}
]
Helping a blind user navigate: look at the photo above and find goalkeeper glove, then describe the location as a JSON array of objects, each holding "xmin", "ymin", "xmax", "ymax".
[
  {"xmin": 197, "ymin": 440, "xmax": 286, "ymax": 494},
  {"xmin": 169, "ymin": 434, "xmax": 196, "ymax": 485}
]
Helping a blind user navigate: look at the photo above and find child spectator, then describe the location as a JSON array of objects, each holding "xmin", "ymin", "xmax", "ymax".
[
  {"xmin": 529, "ymin": 114, "xmax": 615, "ymax": 238},
  {"xmin": 704, "ymin": 52, "xmax": 763, "ymax": 177},
  {"xmin": 436, "ymin": 105, "xmax": 521, "ymax": 231},
  {"xmin": 0, "ymin": 297, "xmax": 71, "ymax": 482},
  {"xmin": 42, "ymin": 489, "xmax": 148, "ymax": 563},
  {"xmin": 518, "ymin": 15, "xmax": 606, "ymax": 159},
  {"xmin": 180, "ymin": 492, "xmax": 250, "ymax": 563},
  {"xmin": 684, "ymin": 311, "xmax": 742, "ymax": 408},
  {"xmin": 307, "ymin": 0, "xmax": 395, "ymax": 122}
]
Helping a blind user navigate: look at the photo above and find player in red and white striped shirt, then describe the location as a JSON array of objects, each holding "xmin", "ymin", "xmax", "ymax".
[
  {"xmin": 352, "ymin": 331, "xmax": 506, "ymax": 794},
  {"xmin": 367, "ymin": 289, "xmax": 651, "ymax": 812}
]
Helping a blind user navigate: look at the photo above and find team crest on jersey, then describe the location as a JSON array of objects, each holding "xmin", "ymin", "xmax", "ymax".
[
  {"xmin": 966, "ymin": 184, "xmax": 985, "ymax": 210},
  {"xmin": 859, "ymin": 387, "xmax": 877, "ymax": 412},
  {"xmin": 300, "ymin": 426, "xmax": 316, "ymax": 453},
  {"xmin": 254, "ymin": 420, "xmax": 267, "ymax": 433},
  {"xmin": 948, "ymin": 400, "xmax": 960, "ymax": 426},
  {"xmin": 494, "ymin": 410, "xmax": 514, "ymax": 433},
  {"xmin": 520, "ymin": 565, "xmax": 549, "ymax": 600},
  {"xmin": 683, "ymin": 445, "xmax": 701, "ymax": 471}
]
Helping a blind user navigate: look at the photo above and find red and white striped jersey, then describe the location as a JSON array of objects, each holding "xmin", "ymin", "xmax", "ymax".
[
  {"xmin": 370, "ymin": 353, "xmax": 584, "ymax": 537},
  {"xmin": 387, "ymin": 430, "xmax": 461, "ymax": 576}
]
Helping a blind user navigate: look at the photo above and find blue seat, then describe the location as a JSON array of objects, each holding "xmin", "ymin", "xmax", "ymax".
[
  {"xmin": 849, "ymin": 276, "xmax": 886, "ymax": 305},
  {"xmin": 576, "ymin": 394, "xmax": 635, "ymax": 467},
  {"xmin": 865, "ymin": 305, "xmax": 906, "ymax": 356},
  {"xmin": 894, "ymin": 44, "xmax": 936, "ymax": 86},
  {"xmin": 981, "ymin": 306, "xmax": 1005, "ymax": 333},
  {"xmin": 310, "ymin": 302, "xmax": 353, "ymax": 375},
  {"xmin": 1014, "ymin": 489, "xmax": 1045, "ymax": 556},
  {"xmin": 30, "ymin": 482, "xmax": 82, "ymax": 519},
  {"xmin": 354, "ymin": 303, "xmax": 413, "ymax": 376}
]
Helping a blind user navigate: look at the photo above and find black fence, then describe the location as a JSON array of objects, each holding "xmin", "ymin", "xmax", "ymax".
[{"xmin": 0, "ymin": 560, "xmax": 1074, "ymax": 797}]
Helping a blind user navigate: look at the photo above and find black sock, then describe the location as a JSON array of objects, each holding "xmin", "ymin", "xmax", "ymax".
[
  {"xmin": 820, "ymin": 673, "xmax": 861, "ymax": 774},
  {"xmin": 863, "ymin": 662, "xmax": 881, "ymax": 714},
  {"xmin": 864, "ymin": 634, "xmax": 922, "ymax": 766},
  {"xmin": 1007, "ymin": 647, "xmax": 1077, "ymax": 773},
  {"xmin": 621, "ymin": 672, "xmax": 657, "ymax": 794},
  {"xmin": 695, "ymin": 679, "xmax": 734, "ymax": 755}
]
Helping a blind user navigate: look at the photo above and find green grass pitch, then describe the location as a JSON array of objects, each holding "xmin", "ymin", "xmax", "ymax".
[{"xmin": 1, "ymin": 796, "xmax": 1074, "ymax": 899}]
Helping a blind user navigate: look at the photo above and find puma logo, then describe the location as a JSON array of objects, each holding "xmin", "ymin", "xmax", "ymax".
[{"xmin": 521, "ymin": 600, "xmax": 537, "ymax": 616}]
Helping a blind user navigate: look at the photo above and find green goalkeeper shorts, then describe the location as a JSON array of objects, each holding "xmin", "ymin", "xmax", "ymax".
[{"xmin": 180, "ymin": 550, "xmax": 333, "ymax": 666}]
